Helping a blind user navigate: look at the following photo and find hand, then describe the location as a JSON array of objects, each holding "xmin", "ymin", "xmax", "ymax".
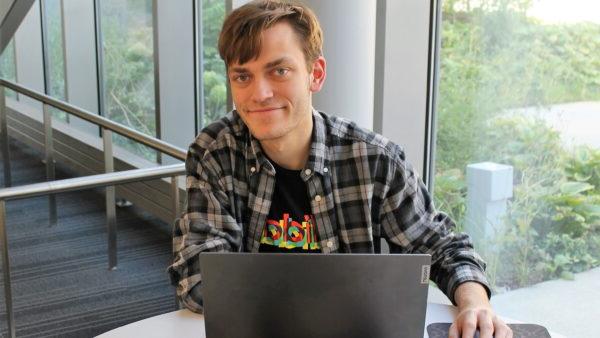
[
  {"xmin": 449, "ymin": 305, "xmax": 512, "ymax": 338},
  {"xmin": 449, "ymin": 282, "xmax": 512, "ymax": 338}
]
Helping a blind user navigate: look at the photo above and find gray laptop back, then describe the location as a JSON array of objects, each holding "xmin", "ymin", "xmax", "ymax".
[{"xmin": 199, "ymin": 253, "xmax": 431, "ymax": 338}]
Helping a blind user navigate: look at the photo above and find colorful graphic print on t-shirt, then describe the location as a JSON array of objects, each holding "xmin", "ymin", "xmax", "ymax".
[{"xmin": 260, "ymin": 213, "xmax": 320, "ymax": 251}]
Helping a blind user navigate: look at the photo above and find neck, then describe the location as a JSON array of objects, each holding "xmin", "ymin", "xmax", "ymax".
[{"xmin": 260, "ymin": 113, "xmax": 313, "ymax": 170}]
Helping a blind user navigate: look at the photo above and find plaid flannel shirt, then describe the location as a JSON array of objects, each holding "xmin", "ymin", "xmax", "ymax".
[{"xmin": 168, "ymin": 109, "xmax": 490, "ymax": 313}]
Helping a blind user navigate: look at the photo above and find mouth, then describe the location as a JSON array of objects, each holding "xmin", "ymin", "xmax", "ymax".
[{"xmin": 247, "ymin": 106, "xmax": 285, "ymax": 113}]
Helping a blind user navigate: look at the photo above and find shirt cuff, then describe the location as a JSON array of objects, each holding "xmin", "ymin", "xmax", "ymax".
[
  {"xmin": 181, "ymin": 283, "xmax": 204, "ymax": 314},
  {"xmin": 446, "ymin": 264, "xmax": 491, "ymax": 306}
]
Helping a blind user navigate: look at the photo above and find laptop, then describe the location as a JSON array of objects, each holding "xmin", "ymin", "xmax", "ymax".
[{"xmin": 199, "ymin": 252, "xmax": 431, "ymax": 338}]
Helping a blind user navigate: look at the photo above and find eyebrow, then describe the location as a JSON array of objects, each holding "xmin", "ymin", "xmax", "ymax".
[
  {"xmin": 229, "ymin": 57, "xmax": 292, "ymax": 74},
  {"xmin": 264, "ymin": 57, "xmax": 290, "ymax": 69},
  {"xmin": 229, "ymin": 66, "xmax": 248, "ymax": 74}
]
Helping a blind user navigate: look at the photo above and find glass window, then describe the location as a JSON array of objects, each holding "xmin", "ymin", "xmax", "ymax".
[
  {"xmin": 0, "ymin": 39, "xmax": 17, "ymax": 99},
  {"xmin": 44, "ymin": 0, "xmax": 68, "ymax": 121},
  {"xmin": 434, "ymin": 0, "xmax": 599, "ymax": 335},
  {"xmin": 100, "ymin": 0, "xmax": 156, "ymax": 161},
  {"xmin": 202, "ymin": 0, "xmax": 227, "ymax": 126}
]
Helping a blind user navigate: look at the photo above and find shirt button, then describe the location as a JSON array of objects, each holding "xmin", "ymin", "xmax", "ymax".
[
  {"xmin": 314, "ymin": 195, "xmax": 322, "ymax": 202},
  {"xmin": 323, "ymin": 167, "xmax": 329, "ymax": 173},
  {"xmin": 304, "ymin": 169, "xmax": 312, "ymax": 176},
  {"xmin": 250, "ymin": 166, "xmax": 256, "ymax": 173},
  {"xmin": 326, "ymin": 241, "xmax": 333, "ymax": 248}
]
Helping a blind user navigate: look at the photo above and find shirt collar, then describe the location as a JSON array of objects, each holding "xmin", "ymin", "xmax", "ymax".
[
  {"xmin": 242, "ymin": 108, "xmax": 329, "ymax": 177},
  {"xmin": 304, "ymin": 108, "xmax": 328, "ymax": 176},
  {"xmin": 249, "ymin": 133, "xmax": 274, "ymax": 175}
]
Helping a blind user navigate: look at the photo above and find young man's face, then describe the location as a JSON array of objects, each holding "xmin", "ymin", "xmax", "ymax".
[{"xmin": 227, "ymin": 22, "xmax": 326, "ymax": 142}]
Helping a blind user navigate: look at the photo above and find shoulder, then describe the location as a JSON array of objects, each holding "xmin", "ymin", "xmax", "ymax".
[
  {"xmin": 319, "ymin": 112, "xmax": 407, "ymax": 166},
  {"xmin": 188, "ymin": 111, "xmax": 248, "ymax": 160}
]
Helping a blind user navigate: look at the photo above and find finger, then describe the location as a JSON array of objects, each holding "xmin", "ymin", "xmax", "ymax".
[
  {"xmin": 492, "ymin": 317, "xmax": 513, "ymax": 338},
  {"xmin": 461, "ymin": 312, "xmax": 478, "ymax": 338},
  {"xmin": 449, "ymin": 321, "xmax": 459, "ymax": 338},
  {"xmin": 477, "ymin": 310, "xmax": 494, "ymax": 338}
]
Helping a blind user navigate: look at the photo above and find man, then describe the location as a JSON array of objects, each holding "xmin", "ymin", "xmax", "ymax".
[{"xmin": 169, "ymin": 1, "xmax": 512, "ymax": 337}]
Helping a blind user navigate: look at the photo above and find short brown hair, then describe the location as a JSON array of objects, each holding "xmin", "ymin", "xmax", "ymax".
[{"xmin": 218, "ymin": 0, "xmax": 323, "ymax": 69}]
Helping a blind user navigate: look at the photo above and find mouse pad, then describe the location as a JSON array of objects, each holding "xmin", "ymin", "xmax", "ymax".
[{"xmin": 427, "ymin": 322, "xmax": 551, "ymax": 338}]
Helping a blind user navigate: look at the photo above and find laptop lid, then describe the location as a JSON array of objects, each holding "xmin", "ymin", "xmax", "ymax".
[{"xmin": 199, "ymin": 253, "xmax": 431, "ymax": 338}]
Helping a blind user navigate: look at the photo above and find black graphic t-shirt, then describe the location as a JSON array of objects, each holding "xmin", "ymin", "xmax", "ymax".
[{"xmin": 259, "ymin": 161, "xmax": 320, "ymax": 253}]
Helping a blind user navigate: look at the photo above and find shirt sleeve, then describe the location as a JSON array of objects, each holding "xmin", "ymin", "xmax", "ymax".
[
  {"xmin": 379, "ymin": 154, "xmax": 490, "ymax": 305},
  {"xmin": 167, "ymin": 142, "xmax": 243, "ymax": 313}
]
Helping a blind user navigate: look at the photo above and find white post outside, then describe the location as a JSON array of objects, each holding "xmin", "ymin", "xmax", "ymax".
[{"xmin": 465, "ymin": 162, "xmax": 513, "ymax": 246}]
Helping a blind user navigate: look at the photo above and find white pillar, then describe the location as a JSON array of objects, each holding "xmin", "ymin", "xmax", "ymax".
[
  {"xmin": 379, "ymin": 0, "xmax": 433, "ymax": 177},
  {"xmin": 14, "ymin": 2, "xmax": 44, "ymax": 117},
  {"xmin": 63, "ymin": 0, "xmax": 100, "ymax": 136},
  {"xmin": 305, "ymin": 0, "xmax": 377, "ymax": 130},
  {"xmin": 155, "ymin": 0, "xmax": 195, "ymax": 164},
  {"xmin": 466, "ymin": 162, "xmax": 514, "ymax": 246}
]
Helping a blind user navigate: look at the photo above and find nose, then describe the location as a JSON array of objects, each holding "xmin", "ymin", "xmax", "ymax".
[{"xmin": 250, "ymin": 77, "xmax": 274, "ymax": 103}]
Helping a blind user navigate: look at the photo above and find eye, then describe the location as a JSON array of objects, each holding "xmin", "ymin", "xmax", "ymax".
[
  {"xmin": 232, "ymin": 74, "xmax": 250, "ymax": 83},
  {"xmin": 273, "ymin": 68, "xmax": 289, "ymax": 77}
]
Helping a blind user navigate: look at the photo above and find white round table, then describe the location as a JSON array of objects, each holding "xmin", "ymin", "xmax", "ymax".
[{"xmin": 97, "ymin": 302, "xmax": 563, "ymax": 338}]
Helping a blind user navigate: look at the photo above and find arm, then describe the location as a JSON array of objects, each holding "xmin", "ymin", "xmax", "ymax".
[
  {"xmin": 379, "ymin": 154, "xmax": 489, "ymax": 303},
  {"xmin": 379, "ymin": 151, "xmax": 509, "ymax": 337},
  {"xmin": 167, "ymin": 142, "xmax": 243, "ymax": 313}
]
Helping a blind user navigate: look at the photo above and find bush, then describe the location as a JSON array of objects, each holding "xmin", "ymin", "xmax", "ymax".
[
  {"xmin": 435, "ymin": 116, "xmax": 600, "ymax": 290},
  {"xmin": 436, "ymin": 2, "xmax": 600, "ymax": 171},
  {"xmin": 434, "ymin": 1, "xmax": 600, "ymax": 291}
]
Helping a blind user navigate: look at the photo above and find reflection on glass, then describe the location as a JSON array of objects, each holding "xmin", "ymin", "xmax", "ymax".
[
  {"xmin": 434, "ymin": 0, "xmax": 599, "ymax": 293},
  {"xmin": 0, "ymin": 39, "xmax": 18, "ymax": 99},
  {"xmin": 202, "ymin": 0, "xmax": 227, "ymax": 126},
  {"xmin": 45, "ymin": 0, "xmax": 68, "ymax": 121},
  {"xmin": 101, "ymin": 0, "xmax": 156, "ymax": 161}
]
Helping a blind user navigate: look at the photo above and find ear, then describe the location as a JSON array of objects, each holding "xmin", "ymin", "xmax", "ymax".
[{"xmin": 309, "ymin": 56, "xmax": 327, "ymax": 93}]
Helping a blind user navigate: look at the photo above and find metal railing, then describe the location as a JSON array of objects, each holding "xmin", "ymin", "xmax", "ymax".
[
  {"xmin": 0, "ymin": 164, "xmax": 186, "ymax": 338},
  {"xmin": 0, "ymin": 80, "xmax": 186, "ymax": 162},
  {"xmin": 0, "ymin": 79, "xmax": 189, "ymax": 337}
]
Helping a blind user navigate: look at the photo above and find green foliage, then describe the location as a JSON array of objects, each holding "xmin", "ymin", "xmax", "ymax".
[
  {"xmin": 436, "ymin": 1, "xmax": 600, "ymax": 172},
  {"xmin": 433, "ymin": 168, "xmax": 467, "ymax": 230},
  {"xmin": 479, "ymin": 116, "xmax": 564, "ymax": 185},
  {"xmin": 0, "ymin": 39, "xmax": 18, "ymax": 99},
  {"xmin": 545, "ymin": 182, "xmax": 600, "ymax": 238},
  {"xmin": 0, "ymin": 42, "xmax": 14, "ymax": 78},
  {"xmin": 541, "ymin": 233, "xmax": 598, "ymax": 280},
  {"xmin": 45, "ymin": 0, "xmax": 68, "ymax": 121},
  {"xmin": 566, "ymin": 147, "xmax": 600, "ymax": 195},
  {"xmin": 0, "ymin": 1, "xmax": 69, "ymax": 117},
  {"xmin": 434, "ymin": 0, "xmax": 600, "ymax": 290},
  {"xmin": 95, "ymin": 0, "xmax": 228, "ymax": 160},
  {"xmin": 204, "ymin": 71, "xmax": 227, "ymax": 122},
  {"xmin": 487, "ymin": 224, "xmax": 548, "ymax": 287},
  {"xmin": 99, "ymin": 0, "xmax": 224, "ymax": 158},
  {"xmin": 102, "ymin": 0, "xmax": 157, "ymax": 160},
  {"xmin": 437, "ymin": 115, "xmax": 600, "ymax": 290},
  {"xmin": 202, "ymin": 0, "xmax": 228, "ymax": 125}
]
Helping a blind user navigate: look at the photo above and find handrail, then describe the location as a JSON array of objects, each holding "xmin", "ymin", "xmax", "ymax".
[
  {"xmin": 0, "ymin": 163, "xmax": 185, "ymax": 201},
  {"xmin": 0, "ymin": 79, "xmax": 187, "ymax": 160},
  {"xmin": 0, "ymin": 77, "xmax": 190, "ymax": 338},
  {"xmin": 0, "ymin": 163, "xmax": 186, "ymax": 338}
]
